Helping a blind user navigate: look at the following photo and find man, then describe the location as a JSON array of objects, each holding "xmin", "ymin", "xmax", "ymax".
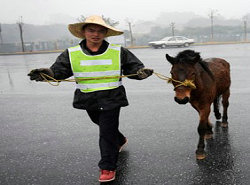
[{"xmin": 28, "ymin": 15, "xmax": 153, "ymax": 182}]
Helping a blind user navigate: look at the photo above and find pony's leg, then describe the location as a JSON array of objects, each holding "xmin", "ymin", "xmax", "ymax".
[
  {"xmin": 204, "ymin": 120, "xmax": 213, "ymax": 139},
  {"xmin": 213, "ymin": 96, "xmax": 221, "ymax": 120},
  {"xmin": 196, "ymin": 105, "xmax": 211, "ymax": 160},
  {"xmin": 221, "ymin": 89, "xmax": 230, "ymax": 127}
]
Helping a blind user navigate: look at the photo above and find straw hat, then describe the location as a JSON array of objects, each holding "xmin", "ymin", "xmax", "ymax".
[{"xmin": 68, "ymin": 15, "xmax": 123, "ymax": 39}]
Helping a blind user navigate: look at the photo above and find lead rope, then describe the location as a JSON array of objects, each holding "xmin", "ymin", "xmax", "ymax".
[
  {"xmin": 40, "ymin": 71, "xmax": 196, "ymax": 89},
  {"xmin": 153, "ymin": 72, "xmax": 196, "ymax": 89},
  {"xmin": 39, "ymin": 72, "xmax": 139, "ymax": 86}
]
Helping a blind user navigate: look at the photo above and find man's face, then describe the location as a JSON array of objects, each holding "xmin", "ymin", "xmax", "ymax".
[{"xmin": 83, "ymin": 24, "xmax": 108, "ymax": 44}]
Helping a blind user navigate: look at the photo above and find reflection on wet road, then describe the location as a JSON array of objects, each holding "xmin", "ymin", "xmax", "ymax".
[{"xmin": 195, "ymin": 122, "xmax": 236, "ymax": 185}]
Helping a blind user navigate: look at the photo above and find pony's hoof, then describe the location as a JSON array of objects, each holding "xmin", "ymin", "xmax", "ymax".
[
  {"xmin": 196, "ymin": 153, "xmax": 206, "ymax": 160},
  {"xmin": 221, "ymin": 122, "xmax": 228, "ymax": 128},
  {"xmin": 196, "ymin": 150, "xmax": 206, "ymax": 160},
  {"xmin": 204, "ymin": 134, "xmax": 213, "ymax": 140}
]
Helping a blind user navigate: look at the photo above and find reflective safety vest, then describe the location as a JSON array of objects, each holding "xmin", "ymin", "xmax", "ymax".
[{"xmin": 68, "ymin": 44, "xmax": 122, "ymax": 93}]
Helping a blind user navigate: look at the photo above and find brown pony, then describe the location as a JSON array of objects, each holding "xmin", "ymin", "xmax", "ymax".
[{"xmin": 165, "ymin": 50, "xmax": 231, "ymax": 160}]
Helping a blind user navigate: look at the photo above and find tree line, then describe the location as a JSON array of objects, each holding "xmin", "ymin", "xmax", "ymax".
[{"xmin": 126, "ymin": 25, "xmax": 249, "ymax": 46}]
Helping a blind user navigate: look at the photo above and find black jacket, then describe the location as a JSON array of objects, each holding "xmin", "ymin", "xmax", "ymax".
[{"xmin": 50, "ymin": 40, "xmax": 145, "ymax": 110}]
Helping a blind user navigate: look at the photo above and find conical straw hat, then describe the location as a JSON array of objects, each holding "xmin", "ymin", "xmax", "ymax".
[{"xmin": 68, "ymin": 15, "xmax": 123, "ymax": 39}]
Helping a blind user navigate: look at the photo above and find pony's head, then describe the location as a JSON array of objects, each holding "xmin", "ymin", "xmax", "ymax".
[{"xmin": 166, "ymin": 50, "xmax": 201, "ymax": 104}]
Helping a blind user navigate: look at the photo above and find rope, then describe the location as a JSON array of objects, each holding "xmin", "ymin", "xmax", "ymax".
[
  {"xmin": 153, "ymin": 72, "xmax": 172, "ymax": 83},
  {"xmin": 153, "ymin": 72, "xmax": 196, "ymax": 89},
  {"xmin": 40, "ymin": 71, "xmax": 196, "ymax": 89},
  {"xmin": 39, "ymin": 72, "xmax": 139, "ymax": 86},
  {"xmin": 40, "ymin": 73, "xmax": 74, "ymax": 86}
]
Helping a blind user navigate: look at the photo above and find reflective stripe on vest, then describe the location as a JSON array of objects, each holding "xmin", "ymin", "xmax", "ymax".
[
  {"xmin": 76, "ymin": 81, "xmax": 122, "ymax": 90},
  {"xmin": 68, "ymin": 44, "xmax": 122, "ymax": 93}
]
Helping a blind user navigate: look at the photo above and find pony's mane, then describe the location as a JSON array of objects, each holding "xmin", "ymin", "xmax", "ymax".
[
  {"xmin": 199, "ymin": 60, "xmax": 214, "ymax": 80},
  {"xmin": 176, "ymin": 50, "xmax": 214, "ymax": 80},
  {"xmin": 176, "ymin": 50, "xmax": 199, "ymax": 64}
]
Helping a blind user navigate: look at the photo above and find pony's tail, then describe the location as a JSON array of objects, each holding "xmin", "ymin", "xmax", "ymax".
[{"xmin": 213, "ymin": 95, "xmax": 222, "ymax": 120}]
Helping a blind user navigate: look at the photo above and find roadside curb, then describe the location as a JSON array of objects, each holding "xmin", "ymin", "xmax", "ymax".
[{"xmin": 1, "ymin": 41, "xmax": 250, "ymax": 55}]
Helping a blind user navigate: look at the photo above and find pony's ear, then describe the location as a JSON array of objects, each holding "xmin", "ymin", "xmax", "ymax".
[{"xmin": 166, "ymin": 54, "xmax": 175, "ymax": 64}]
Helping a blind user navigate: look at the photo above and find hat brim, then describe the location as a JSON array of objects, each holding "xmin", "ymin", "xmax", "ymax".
[{"xmin": 68, "ymin": 22, "xmax": 123, "ymax": 39}]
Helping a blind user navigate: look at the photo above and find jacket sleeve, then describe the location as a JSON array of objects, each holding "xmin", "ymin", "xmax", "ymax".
[
  {"xmin": 121, "ymin": 47, "xmax": 145, "ymax": 79},
  {"xmin": 50, "ymin": 49, "xmax": 73, "ymax": 80}
]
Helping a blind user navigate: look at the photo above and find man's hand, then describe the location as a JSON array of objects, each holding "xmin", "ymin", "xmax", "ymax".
[
  {"xmin": 137, "ymin": 68, "xmax": 154, "ymax": 79},
  {"xmin": 28, "ymin": 68, "xmax": 54, "ymax": 81}
]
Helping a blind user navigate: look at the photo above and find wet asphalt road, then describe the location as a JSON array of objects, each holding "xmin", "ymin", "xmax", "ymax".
[{"xmin": 0, "ymin": 44, "xmax": 250, "ymax": 185}]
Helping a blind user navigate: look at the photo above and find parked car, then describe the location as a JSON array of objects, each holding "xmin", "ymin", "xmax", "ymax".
[{"xmin": 148, "ymin": 36, "xmax": 195, "ymax": 49}]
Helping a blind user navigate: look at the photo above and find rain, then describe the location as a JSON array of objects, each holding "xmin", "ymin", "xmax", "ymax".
[{"xmin": 1, "ymin": 0, "xmax": 250, "ymax": 184}]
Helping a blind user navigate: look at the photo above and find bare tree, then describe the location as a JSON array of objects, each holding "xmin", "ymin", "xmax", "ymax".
[
  {"xmin": 128, "ymin": 21, "xmax": 134, "ymax": 46},
  {"xmin": 101, "ymin": 15, "xmax": 119, "ymax": 27},
  {"xmin": 77, "ymin": 15, "xmax": 86, "ymax": 22},
  {"xmin": 0, "ymin": 23, "xmax": 3, "ymax": 44},
  {"xmin": 243, "ymin": 15, "xmax": 248, "ymax": 41},
  {"xmin": 170, "ymin": 22, "xmax": 175, "ymax": 37},
  {"xmin": 77, "ymin": 15, "xmax": 119, "ymax": 27},
  {"xmin": 125, "ymin": 19, "xmax": 135, "ymax": 47},
  {"xmin": 17, "ymin": 16, "xmax": 25, "ymax": 52}
]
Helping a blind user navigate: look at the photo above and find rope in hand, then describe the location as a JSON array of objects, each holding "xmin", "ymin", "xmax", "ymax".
[
  {"xmin": 40, "ymin": 73, "xmax": 74, "ymax": 86},
  {"xmin": 40, "ymin": 71, "xmax": 196, "ymax": 89}
]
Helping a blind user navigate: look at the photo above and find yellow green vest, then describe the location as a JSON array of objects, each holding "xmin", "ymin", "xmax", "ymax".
[{"xmin": 68, "ymin": 44, "xmax": 122, "ymax": 93}]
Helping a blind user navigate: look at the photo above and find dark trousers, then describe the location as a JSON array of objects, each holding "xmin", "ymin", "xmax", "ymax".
[{"xmin": 87, "ymin": 107, "xmax": 126, "ymax": 170}]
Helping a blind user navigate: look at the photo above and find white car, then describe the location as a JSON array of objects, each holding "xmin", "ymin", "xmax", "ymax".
[{"xmin": 148, "ymin": 36, "xmax": 195, "ymax": 49}]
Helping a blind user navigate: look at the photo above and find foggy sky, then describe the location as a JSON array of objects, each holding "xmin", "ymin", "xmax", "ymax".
[{"xmin": 1, "ymin": 0, "xmax": 249, "ymax": 28}]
